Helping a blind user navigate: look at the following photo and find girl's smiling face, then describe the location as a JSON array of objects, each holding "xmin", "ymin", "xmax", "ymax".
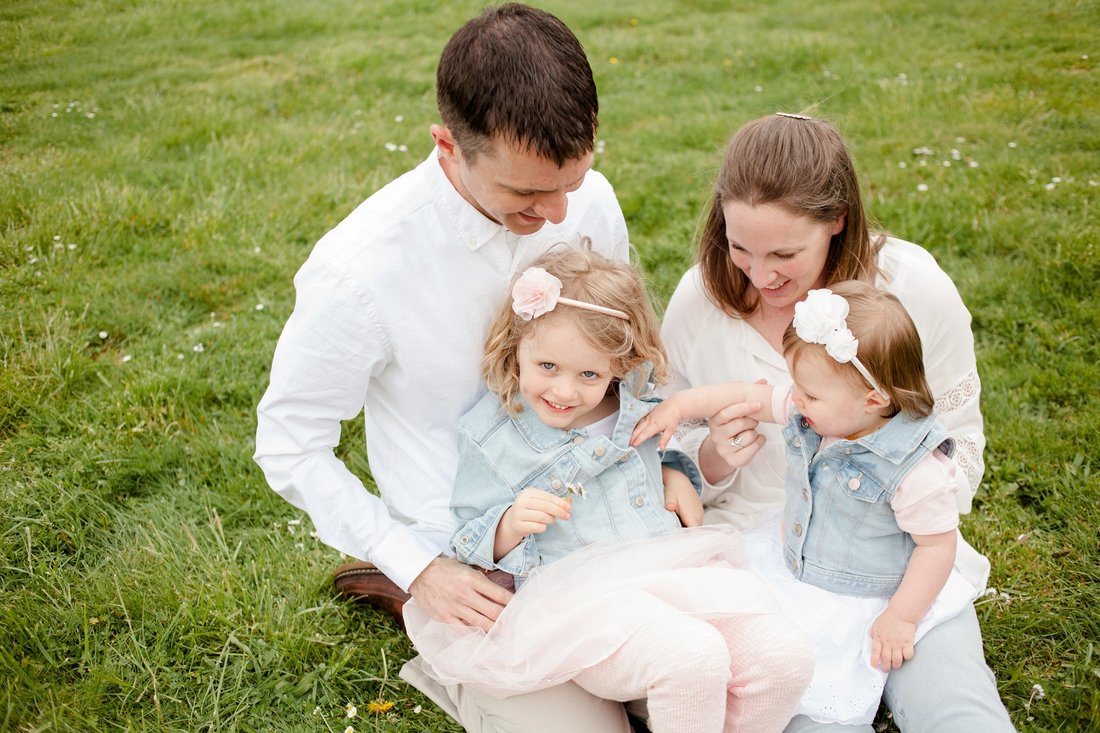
[{"xmin": 517, "ymin": 317, "xmax": 616, "ymax": 430}]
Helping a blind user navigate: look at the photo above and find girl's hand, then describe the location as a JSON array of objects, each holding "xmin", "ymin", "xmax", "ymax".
[
  {"xmin": 631, "ymin": 399, "xmax": 684, "ymax": 449},
  {"xmin": 662, "ymin": 466, "xmax": 703, "ymax": 527},
  {"xmin": 501, "ymin": 488, "xmax": 572, "ymax": 538},
  {"xmin": 870, "ymin": 608, "xmax": 916, "ymax": 672}
]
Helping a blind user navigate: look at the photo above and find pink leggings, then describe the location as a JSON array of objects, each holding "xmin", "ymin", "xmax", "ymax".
[{"xmin": 573, "ymin": 612, "xmax": 812, "ymax": 733}]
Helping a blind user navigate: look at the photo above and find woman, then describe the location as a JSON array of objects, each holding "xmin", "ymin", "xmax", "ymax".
[{"xmin": 661, "ymin": 113, "xmax": 1014, "ymax": 732}]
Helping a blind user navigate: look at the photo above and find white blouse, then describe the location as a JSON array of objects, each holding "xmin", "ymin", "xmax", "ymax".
[{"xmin": 661, "ymin": 238, "xmax": 990, "ymax": 590}]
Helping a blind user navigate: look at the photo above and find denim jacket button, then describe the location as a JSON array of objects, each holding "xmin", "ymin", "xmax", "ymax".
[
  {"xmin": 800, "ymin": 419, "xmax": 809, "ymax": 429},
  {"xmin": 793, "ymin": 437, "xmax": 802, "ymax": 448},
  {"xmin": 618, "ymin": 453, "xmax": 630, "ymax": 462},
  {"xmin": 848, "ymin": 478, "xmax": 861, "ymax": 490},
  {"xmin": 460, "ymin": 535, "xmax": 470, "ymax": 545},
  {"xmin": 794, "ymin": 523, "xmax": 803, "ymax": 537},
  {"xmin": 572, "ymin": 436, "xmax": 585, "ymax": 445},
  {"xmin": 801, "ymin": 488, "xmax": 810, "ymax": 501},
  {"xmin": 551, "ymin": 479, "xmax": 562, "ymax": 490},
  {"xmin": 821, "ymin": 463, "xmax": 829, "ymax": 471},
  {"xmin": 632, "ymin": 496, "xmax": 644, "ymax": 507},
  {"xmin": 594, "ymin": 446, "xmax": 606, "ymax": 457}
]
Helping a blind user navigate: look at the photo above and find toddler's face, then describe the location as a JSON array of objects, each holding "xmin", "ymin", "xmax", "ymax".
[
  {"xmin": 517, "ymin": 318, "xmax": 615, "ymax": 431},
  {"xmin": 787, "ymin": 350, "xmax": 887, "ymax": 440}
]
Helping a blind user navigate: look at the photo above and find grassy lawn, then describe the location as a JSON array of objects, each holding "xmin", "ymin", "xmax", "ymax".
[{"xmin": 2, "ymin": 0, "xmax": 1097, "ymax": 730}]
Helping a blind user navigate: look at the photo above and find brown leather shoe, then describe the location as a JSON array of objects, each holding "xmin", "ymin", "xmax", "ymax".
[
  {"xmin": 332, "ymin": 561, "xmax": 516, "ymax": 630},
  {"xmin": 333, "ymin": 561, "xmax": 411, "ymax": 628}
]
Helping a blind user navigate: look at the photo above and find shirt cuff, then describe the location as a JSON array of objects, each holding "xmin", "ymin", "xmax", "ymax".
[{"xmin": 369, "ymin": 523, "xmax": 447, "ymax": 593}]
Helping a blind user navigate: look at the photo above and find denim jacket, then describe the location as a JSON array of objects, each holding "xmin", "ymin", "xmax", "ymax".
[
  {"xmin": 782, "ymin": 408, "xmax": 955, "ymax": 597},
  {"xmin": 450, "ymin": 367, "xmax": 702, "ymax": 587}
]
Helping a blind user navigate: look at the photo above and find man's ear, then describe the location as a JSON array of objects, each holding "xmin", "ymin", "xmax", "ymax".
[
  {"xmin": 865, "ymin": 389, "xmax": 891, "ymax": 414},
  {"xmin": 430, "ymin": 124, "xmax": 458, "ymax": 161}
]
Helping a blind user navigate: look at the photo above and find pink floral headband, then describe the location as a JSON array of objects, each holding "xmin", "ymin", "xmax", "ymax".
[
  {"xmin": 793, "ymin": 288, "xmax": 888, "ymax": 398},
  {"xmin": 511, "ymin": 267, "xmax": 630, "ymax": 321}
]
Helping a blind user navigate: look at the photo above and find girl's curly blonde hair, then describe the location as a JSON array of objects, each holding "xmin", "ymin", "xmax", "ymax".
[{"xmin": 483, "ymin": 248, "xmax": 668, "ymax": 413}]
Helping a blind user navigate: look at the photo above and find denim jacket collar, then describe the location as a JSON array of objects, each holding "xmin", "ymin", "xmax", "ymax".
[{"xmin": 836, "ymin": 411, "xmax": 943, "ymax": 465}]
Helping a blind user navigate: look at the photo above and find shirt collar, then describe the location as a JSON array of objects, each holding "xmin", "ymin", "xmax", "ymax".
[{"xmin": 426, "ymin": 150, "xmax": 506, "ymax": 252}]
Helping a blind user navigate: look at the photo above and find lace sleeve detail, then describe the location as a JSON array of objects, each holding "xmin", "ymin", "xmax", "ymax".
[{"xmin": 933, "ymin": 369, "xmax": 985, "ymax": 498}]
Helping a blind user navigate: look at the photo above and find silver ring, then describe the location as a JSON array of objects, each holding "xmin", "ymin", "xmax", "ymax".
[{"xmin": 729, "ymin": 435, "xmax": 744, "ymax": 448}]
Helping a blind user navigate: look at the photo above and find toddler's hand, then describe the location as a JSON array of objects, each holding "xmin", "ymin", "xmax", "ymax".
[
  {"xmin": 870, "ymin": 608, "xmax": 916, "ymax": 672},
  {"xmin": 501, "ymin": 488, "xmax": 571, "ymax": 539},
  {"xmin": 631, "ymin": 399, "xmax": 684, "ymax": 449}
]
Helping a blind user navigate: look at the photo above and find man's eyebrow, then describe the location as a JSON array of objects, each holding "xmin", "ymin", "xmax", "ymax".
[{"xmin": 505, "ymin": 172, "xmax": 587, "ymax": 195}]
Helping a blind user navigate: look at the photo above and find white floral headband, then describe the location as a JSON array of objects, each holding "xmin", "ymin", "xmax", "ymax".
[
  {"xmin": 793, "ymin": 288, "xmax": 888, "ymax": 398},
  {"xmin": 511, "ymin": 267, "xmax": 630, "ymax": 321}
]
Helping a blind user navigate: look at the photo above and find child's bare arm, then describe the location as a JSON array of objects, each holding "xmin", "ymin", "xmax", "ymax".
[
  {"xmin": 662, "ymin": 465, "xmax": 703, "ymax": 527},
  {"xmin": 631, "ymin": 382, "xmax": 775, "ymax": 449},
  {"xmin": 870, "ymin": 529, "xmax": 957, "ymax": 672}
]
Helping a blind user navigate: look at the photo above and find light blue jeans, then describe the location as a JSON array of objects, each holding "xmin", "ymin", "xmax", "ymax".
[{"xmin": 783, "ymin": 603, "xmax": 1015, "ymax": 733}]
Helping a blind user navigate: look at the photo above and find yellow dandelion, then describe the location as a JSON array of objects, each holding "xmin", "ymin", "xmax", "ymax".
[
  {"xmin": 609, "ymin": 57, "xmax": 619, "ymax": 65},
  {"xmin": 367, "ymin": 700, "xmax": 395, "ymax": 714}
]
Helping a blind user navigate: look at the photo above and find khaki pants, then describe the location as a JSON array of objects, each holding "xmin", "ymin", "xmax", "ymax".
[{"xmin": 401, "ymin": 656, "xmax": 634, "ymax": 733}]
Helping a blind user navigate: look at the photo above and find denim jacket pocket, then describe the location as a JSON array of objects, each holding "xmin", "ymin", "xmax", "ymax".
[{"xmin": 833, "ymin": 466, "xmax": 887, "ymax": 504}]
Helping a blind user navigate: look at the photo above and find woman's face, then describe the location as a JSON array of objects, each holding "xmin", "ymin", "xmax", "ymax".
[{"xmin": 722, "ymin": 201, "xmax": 845, "ymax": 311}]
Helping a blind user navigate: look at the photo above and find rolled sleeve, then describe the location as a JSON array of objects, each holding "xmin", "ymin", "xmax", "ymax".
[{"xmin": 449, "ymin": 433, "xmax": 532, "ymax": 576}]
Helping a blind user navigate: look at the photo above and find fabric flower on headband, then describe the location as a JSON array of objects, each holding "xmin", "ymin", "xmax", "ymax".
[
  {"xmin": 512, "ymin": 267, "xmax": 561, "ymax": 320},
  {"xmin": 511, "ymin": 267, "xmax": 630, "ymax": 321},
  {"xmin": 793, "ymin": 289, "xmax": 887, "ymax": 397}
]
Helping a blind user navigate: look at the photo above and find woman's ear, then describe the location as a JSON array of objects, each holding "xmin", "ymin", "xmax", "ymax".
[{"xmin": 830, "ymin": 205, "xmax": 849, "ymax": 235}]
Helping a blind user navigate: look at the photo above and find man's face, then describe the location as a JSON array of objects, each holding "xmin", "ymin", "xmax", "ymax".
[{"xmin": 437, "ymin": 128, "xmax": 594, "ymax": 235}]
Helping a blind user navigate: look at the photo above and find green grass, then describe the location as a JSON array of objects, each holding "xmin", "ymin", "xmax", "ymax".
[{"xmin": 2, "ymin": 0, "xmax": 1097, "ymax": 730}]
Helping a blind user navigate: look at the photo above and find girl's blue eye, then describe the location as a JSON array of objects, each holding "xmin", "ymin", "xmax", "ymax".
[
  {"xmin": 540, "ymin": 362, "xmax": 556, "ymax": 371},
  {"xmin": 581, "ymin": 370, "xmax": 599, "ymax": 379}
]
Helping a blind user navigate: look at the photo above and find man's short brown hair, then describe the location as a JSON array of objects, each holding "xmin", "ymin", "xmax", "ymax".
[{"xmin": 437, "ymin": 3, "xmax": 598, "ymax": 165}]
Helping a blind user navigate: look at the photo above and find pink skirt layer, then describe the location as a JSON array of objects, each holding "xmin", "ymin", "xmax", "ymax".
[{"xmin": 405, "ymin": 526, "xmax": 779, "ymax": 698}]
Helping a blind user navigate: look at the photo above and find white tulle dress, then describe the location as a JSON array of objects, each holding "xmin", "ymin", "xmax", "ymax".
[
  {"xmin": 404, "ymin": 525, "xmax": 780, "ymax": 699},
  {"xmin": 739, "ymin": 515, "xmax": 980, "ymax": 725}
]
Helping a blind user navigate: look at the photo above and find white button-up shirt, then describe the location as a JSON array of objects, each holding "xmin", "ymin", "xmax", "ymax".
[{"xmin": 255, "ymin": 150, "xmax": 629, "ymax": 591}]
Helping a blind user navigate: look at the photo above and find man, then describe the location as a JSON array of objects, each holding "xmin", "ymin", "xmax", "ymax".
[{"xmin": 254, "ymin": 4, "xmax": 635, "ymax": 730}]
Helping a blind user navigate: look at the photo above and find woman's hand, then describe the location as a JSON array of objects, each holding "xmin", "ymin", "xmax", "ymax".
[{"xmin": 698, "ymin": 401, "xmax": 766, "ymax": 483}]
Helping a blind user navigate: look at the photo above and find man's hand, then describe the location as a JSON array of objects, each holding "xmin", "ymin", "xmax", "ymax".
[
  {"xmin": 662, "ymin": 466, "xmax": 703, "ymax": 527},
  {"xmin": 408, "ymin": 556, "xmax": 513, "ymax": 632},
  {"xmin": 870, "ymin": 607, "xmax": 917, "ymax": 672}
]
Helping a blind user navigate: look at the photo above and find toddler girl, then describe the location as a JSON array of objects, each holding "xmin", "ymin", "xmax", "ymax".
[
  {"xmin": 634, "ymin": 280, "xmax": 983, "ymax": 725},
  {"xmin": 405, "ymin": 247, "xmax": 812, "ymax": 733}
]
